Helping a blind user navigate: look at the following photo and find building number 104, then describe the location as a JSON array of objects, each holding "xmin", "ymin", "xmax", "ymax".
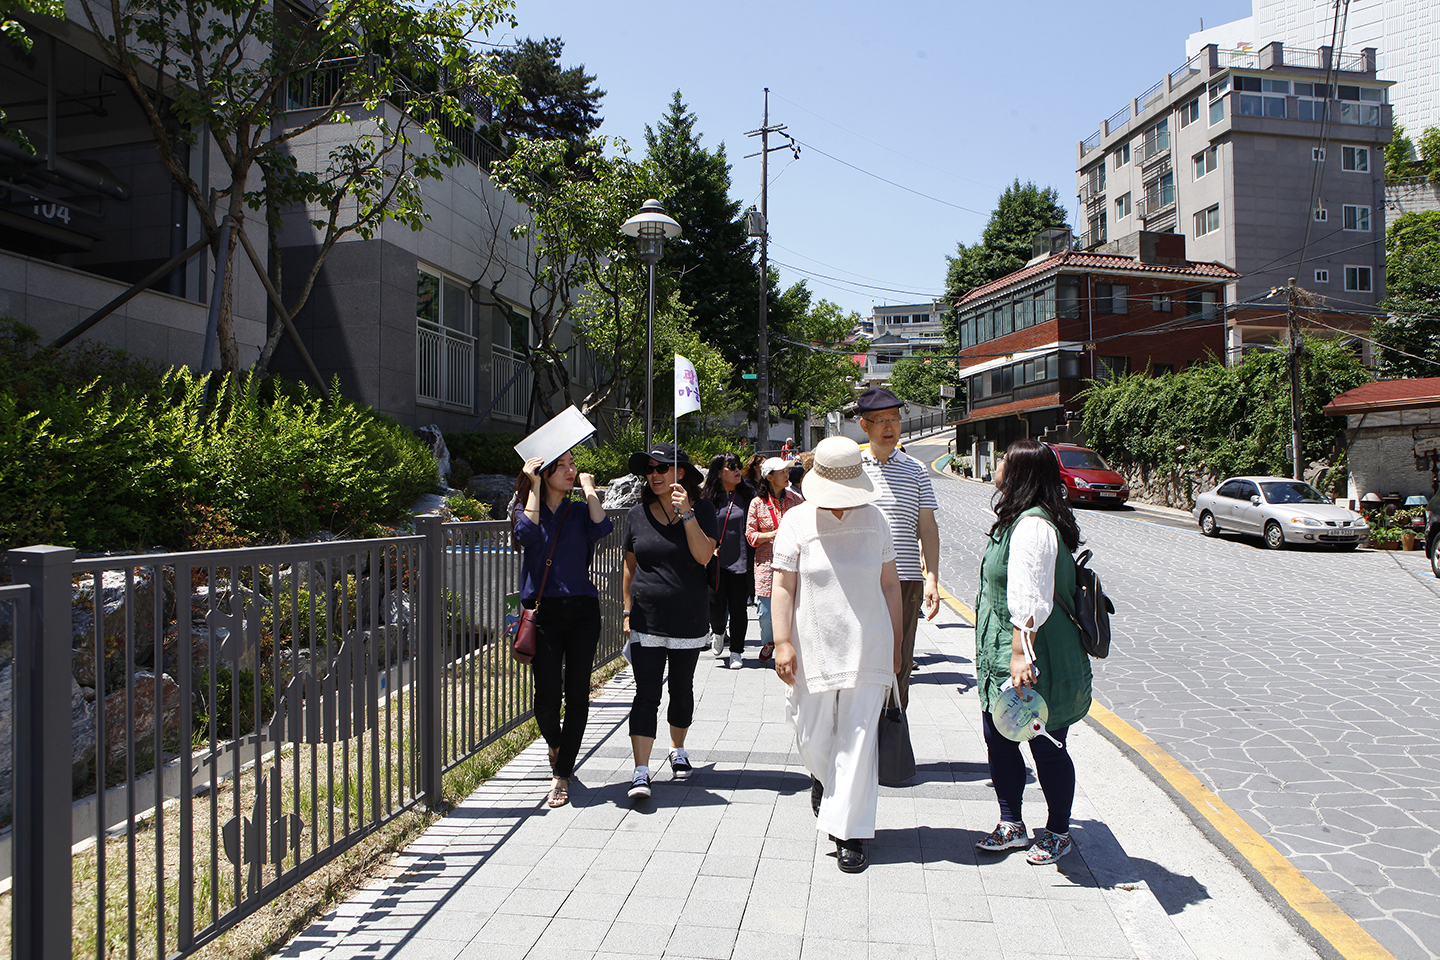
[{"xmin": 32, "ymin": 203, "xmax": 71, "ymax": 224}]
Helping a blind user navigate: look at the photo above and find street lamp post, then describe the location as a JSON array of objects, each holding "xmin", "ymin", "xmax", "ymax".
[{"xmin": 621, "ymin": 199, "xmax": 682, "ymax": 453}]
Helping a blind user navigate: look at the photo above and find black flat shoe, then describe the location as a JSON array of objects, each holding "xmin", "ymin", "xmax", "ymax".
[
  {"xmin": 811, "ymin": 777, "xmax": 823, "ymax": 816},
  {"xmin": 836, "ymin": 837, "xmax": 866, "ymax": 873}
]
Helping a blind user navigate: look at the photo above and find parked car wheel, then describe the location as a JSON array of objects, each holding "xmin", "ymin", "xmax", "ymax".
[
  {"xmin": 1199, "ymin": 511, "xmax": 1220, "ymax": 537},
  {"xmin": 1431, "ymin": 537, "xmax": 1440, "ymax": 579},
  {"xmin": 1263, "ymin": 521, "xmax": 1286, "ymax": 550}
]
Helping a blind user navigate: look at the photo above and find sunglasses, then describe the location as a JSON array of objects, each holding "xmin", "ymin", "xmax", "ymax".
[{"xmin": 644, "ymin": 463, "xmax": 674, "ymax": 475}]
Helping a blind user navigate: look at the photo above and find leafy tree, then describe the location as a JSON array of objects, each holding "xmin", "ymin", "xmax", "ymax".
[
  {"xmin": 1386, "ymin": 122, "xmax": 1417, "ymax": 179},
  {"xmin": 1418, "ymin": 126, "xmax": 1440, "ymax": 183},
  {"xmin": 942, "ymin": 179, "xmax": 1070, "ymax": 335},
  {"xmin": 1371, "ymin": 210, "xmax": 1440, "ymax": 378},
  {"xmin": 889, "ymin": 350, "xmax": 959, "ymax": 409},
  {"xmin": 485, "ymin": 136, "xmax": 671, "ymax": 422},
  {"xmin": 490, "ymin": 36, "xmax": 604, "ymax": 151},
  {"xmin": 768, "ymin": 286, "xmax": 865, "ymax": 427},
  {"xmin": 78, "ymin": 0, "xmax": 517, "ymax": 375},
  {"xmin": 1080, "ymin": 339, "xmax": 1369, "ymax": 485},
  {"xmin": 644, "ymin": 92, "xmax": 759, "ymax": 378}
]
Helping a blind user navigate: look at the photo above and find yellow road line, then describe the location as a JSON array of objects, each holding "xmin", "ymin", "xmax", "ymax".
[
  {"xmin": 1086, "ymin": 700, "xmax": 1398, "ymax": 960},
  {"xmin": 934, "ymin": 578, "xmax": 1396, "ymax": 960},
  {"xmin": 934, "ymin": 580, "xmax": 975, "ymax": 623}
]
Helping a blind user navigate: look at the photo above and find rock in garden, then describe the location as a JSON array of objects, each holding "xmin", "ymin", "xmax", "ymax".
[
  {"xmin": 603, "ymin": 474, "xmax": 645, "ymax": 509},
  {"xmin": 0, "ymin": 664, "xmax": 97, "ymax": 819},
  {"xmin": 103, "ymin": 671, "xmax": 182, "ymax": 765},
  {"xmin": 467, "ymin": 474, "xmax": 517, "ymax": 517}
]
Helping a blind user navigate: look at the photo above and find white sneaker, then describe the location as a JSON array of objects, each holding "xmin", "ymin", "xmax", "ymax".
[
  {"xmin": 711, "ymin": 633, "xmax": 726, "ymax": 656},
  {"xmin": 669, "ymin": 748, "xmax": 693, "ymax": 780},
  {"xmin": 729, "ymin": 652, "xmax": 743, "ymax": 670}
]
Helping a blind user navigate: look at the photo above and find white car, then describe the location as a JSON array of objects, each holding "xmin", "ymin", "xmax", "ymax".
[{"xmin": 1192, "ymin": 477, "xmax": 1368, "ymax": 550}]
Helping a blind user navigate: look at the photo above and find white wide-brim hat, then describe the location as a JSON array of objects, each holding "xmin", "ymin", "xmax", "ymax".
[{"xmin": 803, "ymin": 436, "xmax": 877, "ymax": 509}]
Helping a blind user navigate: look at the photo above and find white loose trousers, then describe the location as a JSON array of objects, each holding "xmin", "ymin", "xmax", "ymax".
[{"xmin": 786, "ymin": 681, "xmax": 889, "ymax": 841}]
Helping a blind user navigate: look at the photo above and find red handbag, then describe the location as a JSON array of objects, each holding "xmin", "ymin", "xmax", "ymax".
[{"xmin": 510, "ymin": 501, "xmax": 570, "ymax": 664}]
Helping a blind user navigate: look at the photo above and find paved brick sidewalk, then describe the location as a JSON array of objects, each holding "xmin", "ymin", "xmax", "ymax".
[{"xmin": 280, "ymin": 603, "xmax": 1192, "ymax": 960}]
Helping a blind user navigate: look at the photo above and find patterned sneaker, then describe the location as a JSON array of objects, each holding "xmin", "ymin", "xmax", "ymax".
[
  {"xmin": 669, "ymin": 748, "xmax": 692, "ymax": 780},
  {"xmin": 628, "ymin": 767, "xmax": 652, "ymax": 800},
  {"xmin": 975, "ymin": 821, "xmax": 1029, "ymax": 852},
  {"xmin": 759, "ymin": 641, "xmax": 775, "ymax": 662},
  {"xmin": 1025, "ymin": 830, "xmax": 1073, "ymax": 865}
]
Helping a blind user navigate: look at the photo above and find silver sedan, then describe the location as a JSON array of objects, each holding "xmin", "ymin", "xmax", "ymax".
[{"xmin": 1192, "ymin": 476, "xmax": 1368, "ymax": 550}]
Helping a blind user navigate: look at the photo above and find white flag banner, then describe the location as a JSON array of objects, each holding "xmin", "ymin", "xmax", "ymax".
[{"xmin": 674, "ymin": 353, "xmax": 702, "ymax": 417}]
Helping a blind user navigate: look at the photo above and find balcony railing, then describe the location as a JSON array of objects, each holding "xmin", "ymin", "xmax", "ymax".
[
  {"xmin": 417, "ymin": 323, "xmax": 475, "ymax": 409},
  {"xmin": 1138, "ymin": 128, "xmax": 1171, "ymax": 163},
  {"xmin": 1080, "ymin": 130, "xmax": 1101, "ymax": 156},
  {"xmin": 490, "ymin": 345, "xmax": 532, "ymax": 420}
]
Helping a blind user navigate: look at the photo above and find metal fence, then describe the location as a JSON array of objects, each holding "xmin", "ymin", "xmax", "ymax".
[{"xmin": 4, "ymin": 511, "xmax": 629, "ymax": 960}]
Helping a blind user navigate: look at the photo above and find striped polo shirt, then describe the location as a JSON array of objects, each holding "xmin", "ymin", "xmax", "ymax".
[{"xmin": 861, "ymin": 447, "xmax": 938, "ymax": 581}]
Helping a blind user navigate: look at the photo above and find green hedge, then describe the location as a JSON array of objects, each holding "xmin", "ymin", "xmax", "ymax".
[
  {"xmin": 1079, "ymin": 340, "xmax": 1370, "ymax": 482},
  {"xmin": 1, "ymin": 320, "xmax": 438, "ymax": 552},
  {"xmin": 444, "ymin": 431, "xmax": 526, "ymax": 476}
]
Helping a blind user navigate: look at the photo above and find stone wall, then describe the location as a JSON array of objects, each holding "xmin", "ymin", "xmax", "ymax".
[{"xmin": 1113, "ymin": 462, "xmax": 1221, "ymax": 511}]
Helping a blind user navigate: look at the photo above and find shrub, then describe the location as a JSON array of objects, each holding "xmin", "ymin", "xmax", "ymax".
[
  {"xmin": 444, "ymin": 431, "xmax": 525, "ymax": 476},
  {"xmin": 1080, "ymin": 340, "xmax": 1370, "ymax": 483},
  {"xmin": 569, "ymin": 419, "xmax": 752, "ymax": 484},
  {"xmin": 1, "ymin": 318, "xmax": 439, "ymax": 552}
]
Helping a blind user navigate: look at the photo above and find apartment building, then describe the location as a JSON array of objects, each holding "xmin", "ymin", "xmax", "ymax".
[
  {"xmin": 1190, "ymin": 0, "xmax": 1438, "ymax": 135},
  {"xmin": 0, "ymin": 12, "xmax": 600, "ymax": 436},
  {"xmin": 951, "ymin": 229, "xmax": 1238, "ymax": 466},
  {"xmin": 862, "ymin": 302, "xmax": 944, "ymax": 385},
  {"xmin": 1076, "ymin": 42, "xmax": 1391, "ymax": 359}
]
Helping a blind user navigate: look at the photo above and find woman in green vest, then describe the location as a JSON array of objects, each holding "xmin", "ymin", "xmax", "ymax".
[{"xmin": 973, "ymin": 439, "xmax": 1092, "ymax": 865}]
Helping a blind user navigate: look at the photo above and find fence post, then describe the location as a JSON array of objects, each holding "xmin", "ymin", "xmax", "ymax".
[
  {"xmin": 416, "ymin": 516, "xmax": 444, "ymax": 808},
  {"xmin": 10, "ymin": 544, "xmax": 78, "ymax": 960}
]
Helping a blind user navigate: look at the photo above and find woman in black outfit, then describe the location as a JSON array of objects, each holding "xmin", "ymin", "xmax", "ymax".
[
  {"xmin": 701, "ymin": 453, "xmax": 755, "ymax": 669},
  {"xmin": 621, "ymin": 443, "xmax": 718, "ymax": 800},
  {"xmin": 513, "ymin": 449, "xmax": 613, "ymax": 808}
]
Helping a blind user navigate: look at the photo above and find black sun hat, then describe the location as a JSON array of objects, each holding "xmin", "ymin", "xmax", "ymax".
[{"xmin": 626, "ymin": 442, "xmax": 692, "ymax": 477}]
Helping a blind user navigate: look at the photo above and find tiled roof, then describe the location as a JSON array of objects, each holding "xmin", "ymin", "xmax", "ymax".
[
  {"xmin": 956, "ymin": 252, "xmax": 1241, "ymax": 307},
  {"xmin": 1324, "ymin": 378, "xmax": 1440, "ymax": 415}
]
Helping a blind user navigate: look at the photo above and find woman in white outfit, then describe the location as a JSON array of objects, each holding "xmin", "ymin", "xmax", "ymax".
[{"xmin": 771, "ymin": 436, "xmax": 904, "ymax": 873}]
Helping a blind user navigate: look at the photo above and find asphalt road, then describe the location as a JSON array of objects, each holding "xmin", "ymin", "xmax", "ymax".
[{"xmin": 906, "ymin": 437, "xmax": 1440, "ymax": 960}]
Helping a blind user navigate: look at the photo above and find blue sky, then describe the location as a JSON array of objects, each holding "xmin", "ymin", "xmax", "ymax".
[{"xmin": 499, "ymin": 1, "xmax": 1253, "ymax": 319}]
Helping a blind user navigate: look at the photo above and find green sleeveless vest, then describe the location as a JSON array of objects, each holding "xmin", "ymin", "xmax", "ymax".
[{"xmin": 974, "ymin": 506, "xmax": 1092, "ymax": 729}]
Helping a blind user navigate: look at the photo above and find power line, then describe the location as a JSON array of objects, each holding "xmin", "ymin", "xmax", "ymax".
[
  {"xmin": 791, "ymin": 137, "xmax": 989, "ymax": 217},
  {"xmin": 770, "ymin": 258, "xmax": 943, "ymax": 299},
  {"xmin": 769, "ymin": 92, "xmax": 996, "ymax": 191}
]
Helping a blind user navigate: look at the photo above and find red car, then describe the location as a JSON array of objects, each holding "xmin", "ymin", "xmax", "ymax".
[{"xmin": 1047, "ymin": 443, "xmax": 1130, "ymax": 507}]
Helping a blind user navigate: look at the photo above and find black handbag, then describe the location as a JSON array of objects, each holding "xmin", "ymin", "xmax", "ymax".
[{"xmin": 878, "ymin": 679, "xmax": 915, "ymax": 785}]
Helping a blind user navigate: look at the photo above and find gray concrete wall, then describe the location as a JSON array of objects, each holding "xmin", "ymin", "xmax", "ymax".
[{"xmin": 0, "ymin": 252, "xmax": 263, "ymax": 369}]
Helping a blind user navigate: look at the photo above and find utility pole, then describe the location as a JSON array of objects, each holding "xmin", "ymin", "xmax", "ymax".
[
  {"xmin": 745, "ymin": 88, "xmax": 797, "ymax": 451},
  {"xmin": 1286, "ymin": 277, "xmax": 1304, "ymax": 481}
]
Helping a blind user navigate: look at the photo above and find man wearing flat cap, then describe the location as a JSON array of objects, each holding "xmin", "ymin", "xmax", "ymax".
[{"xmin": 856, "ymin": 387, "xmax": 939, "ymax": 709}]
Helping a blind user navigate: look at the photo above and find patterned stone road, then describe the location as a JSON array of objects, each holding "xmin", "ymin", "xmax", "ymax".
[{"xmin": 912, "ymin": 439, "xmax": 1440, "ymax": 960}]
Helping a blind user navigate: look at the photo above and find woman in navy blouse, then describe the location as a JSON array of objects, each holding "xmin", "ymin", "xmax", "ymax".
[{"xmin": 514, "ymin": 449, "xmax": 613, "ymax": 808}]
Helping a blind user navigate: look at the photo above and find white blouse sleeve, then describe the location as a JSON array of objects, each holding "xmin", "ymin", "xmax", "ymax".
[{"xmin": 1007, "ymin": 516, "xmax": 1058, "ymax": 636}]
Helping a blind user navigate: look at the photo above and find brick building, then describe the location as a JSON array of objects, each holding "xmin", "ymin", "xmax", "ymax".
[{"xmin": 951, "ymin": 229, "xmax": 1239, "ymax": 471}]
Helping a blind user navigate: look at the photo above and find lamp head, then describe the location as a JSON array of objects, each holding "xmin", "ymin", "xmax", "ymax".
[{"xmin": 621, "ymin": 199, "xmax": 682, "ymax": 264}]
